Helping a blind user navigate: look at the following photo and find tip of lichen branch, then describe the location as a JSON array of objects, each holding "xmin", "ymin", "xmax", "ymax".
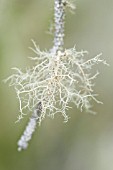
[{"xmin": 18, "ymin": 147, "xmax": 22, "ymax": 152}]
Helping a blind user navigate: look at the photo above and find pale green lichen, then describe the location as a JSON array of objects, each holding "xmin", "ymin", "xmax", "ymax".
[{"xmin": 5, "ymin": 40, "xmax": 108, "ymax": 124}]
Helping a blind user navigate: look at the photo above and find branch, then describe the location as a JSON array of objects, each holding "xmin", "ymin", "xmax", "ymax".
[{"xmin": 17, "ymin": 102, "xmax": 42, "ymax": 151}]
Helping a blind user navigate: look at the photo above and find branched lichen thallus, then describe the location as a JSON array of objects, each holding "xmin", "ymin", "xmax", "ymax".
[{"xmin": 4, "ymin": 0, "xmax": 108, "ymax": 151}]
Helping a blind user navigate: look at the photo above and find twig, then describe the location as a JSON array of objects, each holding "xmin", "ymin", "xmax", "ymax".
[{"xmin": 17, "ymin": 102, "xmax": 42, "ymax": 151}]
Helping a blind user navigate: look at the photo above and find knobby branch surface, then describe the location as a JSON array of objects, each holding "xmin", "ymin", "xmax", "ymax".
[
  {"xmin": 52, "ymin": 0, "xmax": 66, "ymax": 53},
  {"xmin": 18, "ymin": 102, "xmax": 42, "ymax": 151}
]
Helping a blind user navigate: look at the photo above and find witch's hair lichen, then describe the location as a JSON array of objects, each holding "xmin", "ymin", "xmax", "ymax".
[
  {"xmin": 5, "ymin": 42, "xmax": 108, "ymax": 123},
  {"xmin": 5, "ymin": 0, "xmax": 108, "ymax": 151}
]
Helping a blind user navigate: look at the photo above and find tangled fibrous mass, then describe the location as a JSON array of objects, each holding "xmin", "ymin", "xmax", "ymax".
[{"xmin": 5, "ymin": 41, "xmax": 108, "ymax": 123}]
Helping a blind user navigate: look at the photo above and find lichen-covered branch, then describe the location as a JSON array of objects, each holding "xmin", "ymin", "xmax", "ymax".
[
  {"xmin": 52, "ymin": 0, "xmax": 66, "ymax": 53},
  {"xmin": 5, "ymin": 0, "xmax": 108, "ymax": 151},
  {"xmin": 18, "ymin": 102, "xmax": 42, "ymax": 151}
]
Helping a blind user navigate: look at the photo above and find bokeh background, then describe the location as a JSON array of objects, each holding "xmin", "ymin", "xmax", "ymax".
[{"xmin": 0, "ymin": 0, "xmax": 113, "ymax": 170}]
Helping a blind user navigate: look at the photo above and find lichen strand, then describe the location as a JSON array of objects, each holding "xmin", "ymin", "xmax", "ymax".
[{"xmin": 5, "ymin": 41, "xmax": 108, "ymax": 123}]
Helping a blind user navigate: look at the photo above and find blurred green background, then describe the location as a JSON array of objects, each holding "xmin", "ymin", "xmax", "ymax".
[{"xmin": 0, "ymin": 0, "xmax": 113, "ymax": 170}]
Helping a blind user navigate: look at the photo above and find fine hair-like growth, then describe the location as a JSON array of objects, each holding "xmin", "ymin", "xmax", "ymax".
[{"xmin": 5, "ymin": 0, "xmax": 108, "ymax": 151}]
